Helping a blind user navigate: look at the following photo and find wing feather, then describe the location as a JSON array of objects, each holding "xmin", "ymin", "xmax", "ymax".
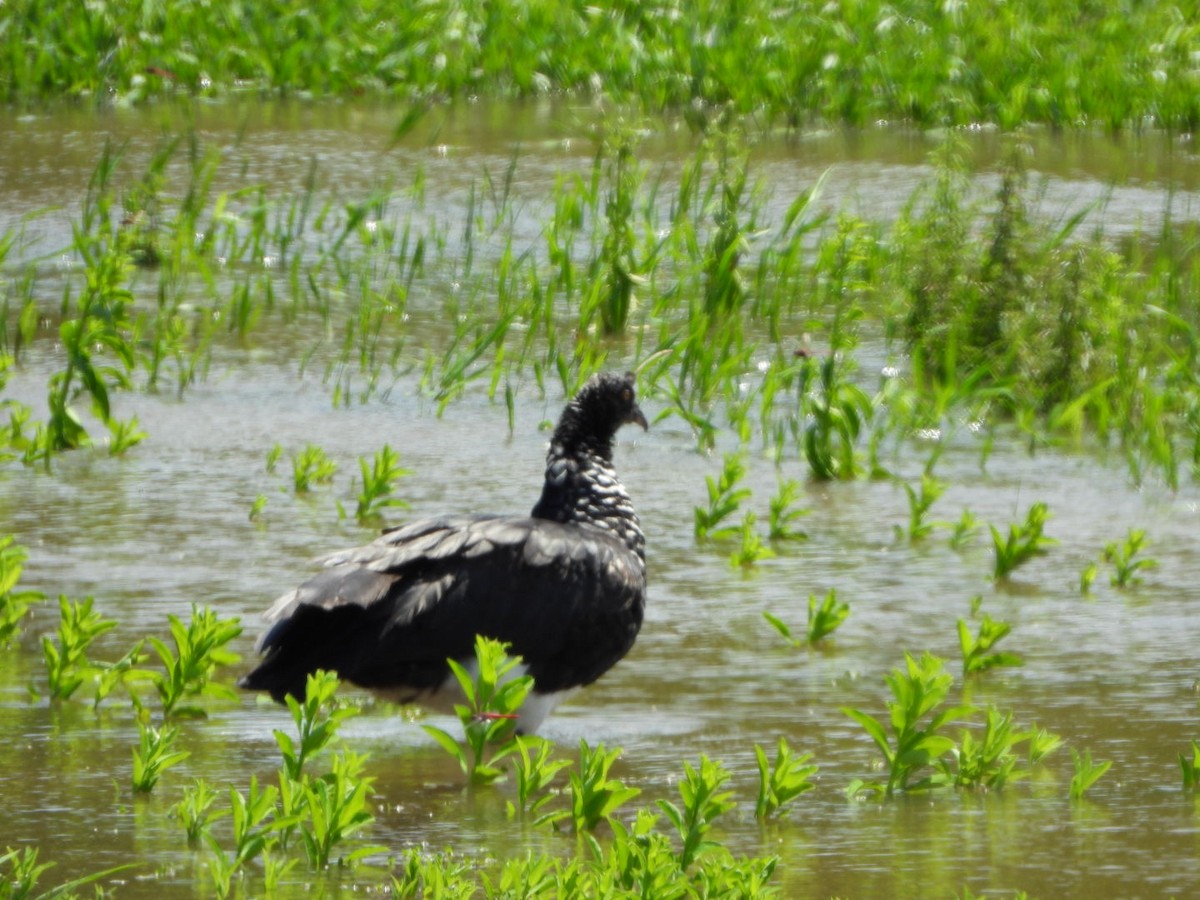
[{"xmin": 245, "ymin": 514, "xmax": 645, "ymax": 701}]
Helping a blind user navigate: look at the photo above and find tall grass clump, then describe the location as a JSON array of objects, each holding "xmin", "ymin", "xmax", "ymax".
[{"xmin": 5, "ymin": 0, "xmax": 1200, "ymax": 131}]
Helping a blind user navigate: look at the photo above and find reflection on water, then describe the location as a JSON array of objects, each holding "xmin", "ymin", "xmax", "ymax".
[{"xmin": 2, "ymin": 100, "xmax": 1200, "ymax": 897}]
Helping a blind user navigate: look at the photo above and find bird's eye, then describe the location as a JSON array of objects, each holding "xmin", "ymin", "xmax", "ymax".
[{"xmin": 622, "ymin": 388, "xmax": 632, "ymax": 402}]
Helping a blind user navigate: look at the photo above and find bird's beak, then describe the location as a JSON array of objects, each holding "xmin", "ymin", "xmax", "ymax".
[{"xmin": 629, "ymin": 405, "xmax": 649, "ymax": 431}]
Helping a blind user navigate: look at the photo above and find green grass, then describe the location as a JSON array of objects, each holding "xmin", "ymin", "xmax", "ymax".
[
  {"xmin": 3, "ymin": 0, "xmax": 1199, "ymax": 132},
  {"xmin": 6, "ymin": 125, "xmax": 1200, "ymax": 491},
  {"xmin": 3, "ymin": 62, "xmax": 1199, "ymax": 897}
]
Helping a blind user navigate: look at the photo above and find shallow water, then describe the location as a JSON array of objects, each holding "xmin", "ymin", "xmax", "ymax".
[{"xmin": 3, "ymin": 100, "xmax": 1200, "ymax": 898}]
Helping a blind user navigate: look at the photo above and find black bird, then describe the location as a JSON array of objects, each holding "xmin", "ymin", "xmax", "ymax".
[{"xmin": 239, "ymin": 371, "xmax": 648, "ymax": 733}]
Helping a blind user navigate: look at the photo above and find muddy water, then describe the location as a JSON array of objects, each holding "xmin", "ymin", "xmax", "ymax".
[{"xmin": 3, "ymin": 101, "xmax": 1200, "ymax": 898}]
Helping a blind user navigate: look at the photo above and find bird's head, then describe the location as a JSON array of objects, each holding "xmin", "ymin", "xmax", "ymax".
[{"xmin": 557, "ymin": 371, "xmax": 648, "ymax": 456}]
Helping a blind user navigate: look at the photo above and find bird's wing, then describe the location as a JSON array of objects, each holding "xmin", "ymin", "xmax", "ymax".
[{"xmin": 254, "ymin": 514, "xmax": 645, "ymax": 694}]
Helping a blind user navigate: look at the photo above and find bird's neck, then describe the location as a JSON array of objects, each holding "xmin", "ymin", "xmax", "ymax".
[{"xmin": 531, "ymin": 443, "xmax": 645, "ymax": 565}]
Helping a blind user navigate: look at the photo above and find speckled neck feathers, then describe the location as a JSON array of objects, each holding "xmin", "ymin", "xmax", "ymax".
[{"xmin": 530, "ymin": 373, "xmax": 646, "ymax": 567}]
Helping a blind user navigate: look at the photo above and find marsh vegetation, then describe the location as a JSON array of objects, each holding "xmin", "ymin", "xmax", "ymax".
[{"xmin": 4, "ymin": 4, "xmax": 1200, "ymax": 894}]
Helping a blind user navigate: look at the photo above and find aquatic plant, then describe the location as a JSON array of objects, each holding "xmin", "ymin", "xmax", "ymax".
[
  {"xmin": 1027, "ymin": 726, "xmax": 1065, "ymax": 767},
  {"xmin": 0, "ymin": 536, "xmax": 41, "ymax": 646},
  {"xmin": 351, "ymin": 444, "xmax": 412, "ymax": 522},
  {"xmin": 508, "ymin": 735, "xmax": 573, "ymax": 826},
  {"xmin": 131, "ymin": 719, "xmax": 190, "ymax": 793},
  {"xmin": 991, "ymin": 502, "xmax": 1057, "ymax": 582},
  {"xmin": 422, "ymin": 636, "xmax": 532, "ymax": 785},
  {"xmin": 275, "ymin": 670, "xmax": 359, "ymax": 782},
  {"xmin": 1069, "ymin": 749, "xmax": 1112, "ymax": 799},
  {"xmin": 798, "ymin": 354, "xmax": 872, "ymax": 481},
  {"xmin": 764, "ymin": 589, "xmax": 850, "ymax": 648},
  {"xmin": 694, "ymin": 452, "xmax": 751, "ymax": 542},
  {"xmin": 30, "ymin": 145, "xmax": 141, "ymax": 468},
  {"xmin": 843, "ymin": 652, "xmax": 972, "ymax": 796},
  {"xmin": 958, "ymin": 613, "xmax": 1023, "ymax": 675},
  {"xmin": 754, "ymin": 737, "xmax": 818, "ymax": 819},
  {"xmin": 199, "ymin": 776, "xmax": 286, "ymax": 898},
  {"xmin": 249, "ymin": 494, "xmax": 268, "ymax": 522},
  {"xmin": 41, "ymin": 595, "xmax": 117, "ymax": 702},
  {"xmin": 949, "ymin": 509, "xmax": 981, "ymax": 551},
  {"xmin": 0, "ymin": 847, "xmax": 131, "ymax": 900},
  {"xmin": 171, "ymin": 778, "xmax": 227, "ymax": 845},
  {"xmin": 391, "ymin": 850, "xmax": 476, "ymax": 900},
  {"xmin": 144, "ymin": 605, "xmax": 242, "ymax": 719},
  {"xmin": 940, "ymin": 706, "xmax": 1029, "ymax": 791},
  {"xmin": 294, "ymin": 748, "xmax": 382, "ymax": 869},
  {"xmin": 1103, "ymin": 528, "xmax": 1157, "ymax": 588},
  {"xmin": 5, "ymin": 0, "xmax": 1200, "ymax": 133},
  {"xmin": 291, "ymin": 444, "xmax": 338, "ymax": 493},
  {"xmin": 899, "ymin": 473, "xmax": 946, "ymax": 542},
  {"xmin": 583, "ymin": 129, "xmax": 648, "ymax": 336},
  {"xmin": 766, "ymin": 479, "xmax": 809, "ymax": 542},
  {"xmin": 699, "ymin": 133, "xmax": 753, "ymax": 319},
  {"xmin": 1180, "ymin": 741, "xmax": 1200, "ymax": 791},
  {"xmin": 729, "ymin": 512, "xmax": 774, "ymax": 569},
  {"xmin": 569, "ymin": 740, "xmax": 641, "ymax": 834},
  {"xmin": 656, "ymin": 755, "xmax": 736, "ymax": 870}
]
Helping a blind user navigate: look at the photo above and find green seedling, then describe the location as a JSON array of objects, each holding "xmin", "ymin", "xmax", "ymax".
[
  {"xmin": 991, "ymin": 502, "xmax": 1057, "ymax": 581},
  {"xmin": 958, "ymin": 612, "xmax": 1023, "ymax": 675},
  {"xmin": 422, "ymin": 636, "xmax": 532, "ymax": 785},
  {"xmin": 764, "ymin": 589, "xmax": 850, "ymax": 648},
  {"xmin": 949, "ymin": 509, "xmax": 980, "ymax": 550},
  {"xmin": 1103, "ymin": 528, "xmax": 1157, "ymax": 587},
  {"xmin": 754, "ymin": 737, "xmax": 818, "ymax": 818},
  {"xmin": 507, "ymin": 735, "xmax": 572, "ymax": 826},
  {"xmin": 657, "ymin": 755, "xmax": 736, "ymax": 869},
  {"xmin": 843, "ymin": 652, "xmax": 972, "ymax": 796},
  {"xmin": 225, "ymin": 776, "xmax": 282, "ymax": 868},
  {"xmin": 694, "ymin": 452, "xmax": 750, "ymax": 542},
  {"xmin": 1080, "ymin": 561, "xmax": 1099, "ymax": 596},
  {"xmin": 296, "ymin": 748, "xmax": 383, "ymax": 869},
  {"xmin": 42, "ymin": 595, "xmax": 116, "ymax": 702},
  {"xmin": 146, "ymin": 605, "xmax": 242, "ymax": 718},
  {"xmin": 205, "ymin": 847, "xmax": 235, "ymax": 900},
  {"xmin": 275, "ymin": 670, "xmax": 359, "ymax": 781},
  {"xmin": 172, "ymin": 778, "xmax": 227, "ymax": 845},
  {"xmin": 899, "ymin": 473, "xmax": 946, "ymax": 542},
  {"xmin": 569, "ymin": 740, "xmax": 641, "ymax": 833},
  {"xmin": 391, "ymin": 849, "xmax": 476, "ymax": 900},
  {"xmin": 0, "ymin": 536, "xmax": 41, "ymax": 646},
  {"xmin": 767, "ymin": 479, "xmax": 809, "ymax": 542},
  {"xmin": 806, "ymin": 589, "xmax": 850, "ymax": 643},
  {"xmin": 353, "ymin": 444, "xmax": 411, "ymax": 522},
  {"xmin": 729, "ymin": 512, "xmax": 774, "ymax": 568},
  {"xmin": 1180, "ymin": 741, "xmax": 1200, "ymax": 791},
  {"xmin": 0, "ymin": 847, "xmax": 132, "ymax": 900},
  {"xmin": 106, "ymin": 416, "xmax": 146, "ymax": 456},
  {"xmin": 291, "ymin": 444, "xmax": 337, "ymax": 492},
  {"xmin": 941, "ymin": 705, "xmax": 1028, "ymax": 791},
  {"xmin": 91, "ymin": 639, "xmax": 152, "ymax": 711},
  {"xmin": 265, "ymin": 443, "xmax": 284, "ymax": 473},
  {"xmin": 132, "ymin": 719, "xmax": 189, "ymax": 793},
  {"xmin": 1027, "ymin": 725, "xmax": 1064, "ymax": 766},
  {"xmin": 799, "ymin": 354, "xmax": 872, "ymax": 481},
  {"xmin": 1069, "ymin": 748, "xmax": 1112, "ymax": 799},
  {"xmin": 249, "ymin": 494, "xmax": 268, "ymax": 522}
]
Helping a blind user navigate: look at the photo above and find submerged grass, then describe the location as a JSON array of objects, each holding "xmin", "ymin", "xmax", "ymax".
[{"xmin": 4, "ymin": 0, "xmax": 1200, "ymax": 132}]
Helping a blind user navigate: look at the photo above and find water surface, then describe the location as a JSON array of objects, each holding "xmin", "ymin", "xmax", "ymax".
[{"xmin": 2, "ymin": 99, "xmax": 1200, "ymax": 898}]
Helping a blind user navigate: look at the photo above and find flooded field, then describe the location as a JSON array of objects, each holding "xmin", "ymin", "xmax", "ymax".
[{"xmin": 2, "ymin": 99, "xmax": 1200, "ymax": 898}]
